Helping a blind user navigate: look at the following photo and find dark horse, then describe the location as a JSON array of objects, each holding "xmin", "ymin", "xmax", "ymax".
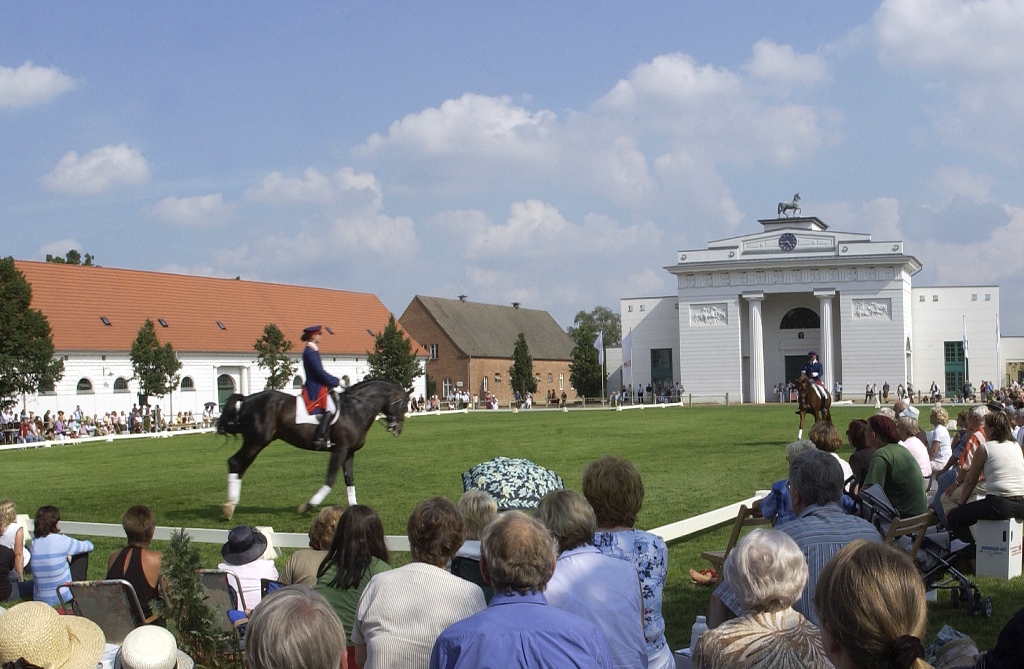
[
  {"xmin": 796, "ymin": 373, "xmax": 831, "ymax": 439},
  {"xmin": 216, "ymin": 379, "xmax": 409, "ymax": 520}
]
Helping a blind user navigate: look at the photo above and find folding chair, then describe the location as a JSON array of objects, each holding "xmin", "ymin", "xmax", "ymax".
[
  {"xmin": 198, "ymin": 569, "xmax": 248, "ymax": 647},
  {"xmin": 885, "ymin": 510, "xmax": 936, "ymax": 561},
  {"xmin": 700, "ymin": 504, "xmax": 772, "ymax": 581},
  {"xmin": 57, "ymin": 579, "xmax": 151, "ymax": 645},
  {"xmin": 260, "ymin": 578, "xmax": 285, "ymax": 599}
]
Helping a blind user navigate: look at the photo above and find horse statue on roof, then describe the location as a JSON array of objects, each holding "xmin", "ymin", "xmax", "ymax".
[
  {"xmin": 778, "ymin": 193, "xmax": 801, "ymax": 218},
  {"xmin": 216, "ymin": 379, "xmax": 409, "ymax": 520}
]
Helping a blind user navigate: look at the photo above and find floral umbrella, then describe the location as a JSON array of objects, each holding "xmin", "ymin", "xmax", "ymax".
[{"xmin": 461, "ymin": 456, "xmax": 564, "ymax": 511}]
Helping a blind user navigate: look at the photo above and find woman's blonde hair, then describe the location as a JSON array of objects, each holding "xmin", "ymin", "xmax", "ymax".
[
  {"xmin": 930, "ymin": 406, "xmax": 948, "ymax": 426},
  {"xmin": 0, "ymin": 499, "xmax": 15, "ymax": 530},
  {"xmin": 457, "ymin": 490, "xmax": 498, "ymax": 540},
  {"xmin": 816, "ymin": 540, "xmax": 928, "ymax": 669}
]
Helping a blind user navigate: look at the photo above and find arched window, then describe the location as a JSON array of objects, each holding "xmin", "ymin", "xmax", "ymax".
[
  {"xmin": 114, "ymin": 377, "xmax": 129, "ymax": 392},
  {"xmin": 77, "ymin": 378, "xmax": 93, "ymax": 393},
  {"xmin": 180, "ymin": 376, "xmax": 195, "ymax": 391},
  {"xmin": 780, "ymin": 307, "xmax": 820, "ymax": 330},
  {"xmin": 293, "ymin": 375, "xmax": 303, "ymax": 390}
]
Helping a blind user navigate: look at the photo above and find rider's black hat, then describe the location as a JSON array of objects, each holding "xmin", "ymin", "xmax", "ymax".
[
  {"xmin": 301, "ymin": 325, "xmax": 322, "ymax": 342},
  {"xmin": 808, "ymin": 350, "xmax": 817, "ymax": 356}
]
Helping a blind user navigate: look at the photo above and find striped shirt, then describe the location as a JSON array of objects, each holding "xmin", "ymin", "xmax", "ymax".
[
  {"xmin": 716, "ymin": 504, "xmax": 880, "ymax": 625},
  {"xmin": 31, "ymin": 533, "xmax": 94, "ymax": 605},
  {"xmin": 352, "ymin": 562, "xmax": 486, "ymax": 669}
]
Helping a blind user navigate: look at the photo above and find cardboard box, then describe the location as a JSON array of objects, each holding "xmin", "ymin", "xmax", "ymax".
[{"xmin": 975, "ymin": 518, "xmax": 1023, "ymax": 579}]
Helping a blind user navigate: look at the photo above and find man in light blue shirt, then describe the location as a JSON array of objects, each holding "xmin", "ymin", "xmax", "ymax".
[
  {"xmin": 710, "ymin": 450, "xmax": 881, "ymax": 627},
  {"xmin": 430, "ymin": 511, "xmax": 613, "ymax": 669}
]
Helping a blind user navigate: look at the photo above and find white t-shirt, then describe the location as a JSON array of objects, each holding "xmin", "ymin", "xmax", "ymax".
[
  {"xmin": 831, "ymin": 453, "xmax": 854, "ymax": 483},
  {"xmin": 929, "ymin": 424, "xmax": 952, "ymax": 470},
  {"xmin": 899, "ymin": 436, "xmax": 932, "ymax": 479}
]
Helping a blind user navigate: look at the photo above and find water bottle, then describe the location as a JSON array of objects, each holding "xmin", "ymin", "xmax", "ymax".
[{"xmin": 690, "ymin": 614, "xmax": 708, "ymax": 650}]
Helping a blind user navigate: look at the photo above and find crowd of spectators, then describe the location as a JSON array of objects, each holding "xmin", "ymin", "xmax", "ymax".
[
  {"xmin": 2, "ymin": 403, "xmax": 217, "ymax": 444},
  {"xmin": 4, "ymin": 414, "xmax": 1024, "ymax": 668}
]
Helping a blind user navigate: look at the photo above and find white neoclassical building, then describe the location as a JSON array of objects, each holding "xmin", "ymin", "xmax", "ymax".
[{"xmin": 614, "ymin": 216, "xmax": 1005, "ymax": 402}]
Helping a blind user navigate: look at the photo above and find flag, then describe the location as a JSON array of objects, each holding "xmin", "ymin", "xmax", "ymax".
[
  {"xmin": 963, "ymin": 316, "xmax": 969, "ymax": 360},
  {"xmin": 622, "ymin": 330, "xmax": 632, "ymax": 370},
  {"xmin": 996, "ymin": 314, "xmax": 1001, "ymax": 355},
  {"xmin": 594, "ymin": 331, "xmax": 604, "ymax": 365}
]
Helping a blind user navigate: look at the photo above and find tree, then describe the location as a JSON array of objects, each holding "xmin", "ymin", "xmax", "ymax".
[
  {"xmin": 130, "ymin": 319, "xmax": 182, "ymax": 402},
  {"xmin": 45, "ymin": 249, "xmax": 94, "ymax": 265},
  {"xmin": 569, "ymin": 325, "xmax": 603, "ymax": 398},
  {"xmin": 508, "ymin": 333, "xmax": 537, "ymax": 397},
  {"xmin": 0, "ymin": 258, "xmax": 64, "ymax": 409},
  {"xmin": 366, "ymin": 314, "xmax": 422, "ymax": 389},
  {"xmin": 568, "ymin": 306, "xmax": 621, "ymax": 347},
  {"xmin": 153, "ymin": 530, "xmax": 237, "ymax": 667},
  {"xmin": 254, "ymin": 323, "xmax": 297, "ymax": 390}
]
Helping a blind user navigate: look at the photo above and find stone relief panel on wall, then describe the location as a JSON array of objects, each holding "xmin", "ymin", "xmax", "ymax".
[
  {"xmin": 690, "ymin": 303, "xmax": 729, "ymax": 326},
  {"xmin": 852, "ymin": 298, "xmax": 892, "ymax": 321}
]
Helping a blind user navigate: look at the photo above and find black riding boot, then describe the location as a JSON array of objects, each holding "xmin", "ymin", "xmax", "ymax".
[{"xmin": 312, "ymin": 412, "xmax": 332, "ymax": 450}]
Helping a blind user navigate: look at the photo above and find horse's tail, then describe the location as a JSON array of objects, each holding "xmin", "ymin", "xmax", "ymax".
[{"xmin": 217, "ymin": 394, "xmax": 245, "ymax": 435}]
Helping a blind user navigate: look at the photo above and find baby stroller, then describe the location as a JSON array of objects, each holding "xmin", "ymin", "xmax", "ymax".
[{"xmin": 856, "ymin": 485, "xmax": 992, "ymax": 618}]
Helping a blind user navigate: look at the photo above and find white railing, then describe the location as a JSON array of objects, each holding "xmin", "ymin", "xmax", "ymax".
[{"xmin": 15, "ymin": 490, "xmax": 770, "ymax": 561}]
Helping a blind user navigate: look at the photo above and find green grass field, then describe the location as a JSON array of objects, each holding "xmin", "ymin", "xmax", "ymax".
[{"xmin": 3, "ymin": 404, "xmax": 1020, "ymax": 648}]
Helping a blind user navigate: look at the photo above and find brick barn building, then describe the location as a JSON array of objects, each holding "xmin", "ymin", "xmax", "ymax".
[{"xmin": 399, "ymin": 295, "xmax": 574, "ymax": 406}]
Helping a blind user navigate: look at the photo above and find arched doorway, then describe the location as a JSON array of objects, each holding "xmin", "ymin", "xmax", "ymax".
[
  {"xmin": 780, "ymin": 307, "xmax": 820, "ymax": 382},
  {"xmin": 217, "ymin": 374, "xmax": 236, "ymax": 410}
]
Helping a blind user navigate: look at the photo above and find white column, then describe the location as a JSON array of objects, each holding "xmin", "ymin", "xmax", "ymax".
[
  {"xmin": 743, "ymin": 292, "xmax": 765, "ymax": 404},
  {"xmin": 815, "ymin": 289, "xmax": 836, "ymax": 397}
]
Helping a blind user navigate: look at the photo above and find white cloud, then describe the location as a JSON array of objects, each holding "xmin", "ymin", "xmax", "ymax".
[
  {"xmin": 922, "ymin": 204, "xmax": 1024, "ymax": 283},
  {"xmin": 0, "ymin": 62, "xmax": 75, "ymax": 109},
  {"xmin": 433, "ymin": 200, "xmax": 661, "ymax": 261},
  {"xmin": 815, "ymin": 198, "xmax": 905, "ymax": 241},
  {"xmin": 359, "ymin": 93, "xmax": 557, "ymax": 158},
  {"xmin": 873, "ymin": 0, "xmax": 1024, "ymax": 159},
  {"xmin": 246, "ymin": 167, "xmax": 382, "ymax": 207},
  {"xmin": 596, "ymin": 53, "xmax": 832, "ymax": 167},
  {"xmin": 329, "ymin": 213, "xmax": 418, "ymax": 260},
  {"xmin": 151, "ymin": 193, "xmax": 233, "ymax": 226},
  {"xmin": 930, "ymin": 166, "xmax": 996, "ymax": 204},
  {"xmin": 43, "ymin": 144, "xmax": 151, "ymax": 195},
  {"xmin": 745, "ymin": 40, "xmax": 828, "ymax": 87},
  {"xmin": 875, "ymin": 0, "xmax": 1024, "ymax": 75},
  {"xmin": 36, "ymin": 238, "xmax": 82, "ymax": 260}
]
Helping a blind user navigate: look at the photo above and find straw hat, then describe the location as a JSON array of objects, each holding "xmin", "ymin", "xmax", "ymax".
[
  {"xmin": 114, "ymin": 626, "xmax": 194, "ymax": 669},
  {"xmin": 0, "ymin": 601, "xmax": 105, "ymax": 669}
]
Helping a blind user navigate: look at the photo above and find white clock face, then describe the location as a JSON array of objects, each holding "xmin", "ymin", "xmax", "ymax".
[{"xmin": 779, "ymin": 233, "xmax": 797, "ymax": 252}]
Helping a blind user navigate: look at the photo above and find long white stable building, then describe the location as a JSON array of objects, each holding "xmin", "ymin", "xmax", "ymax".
[
  {"xmin": 14, "ymin": 261, "xmax": 427, "ymax": 419},
  {"xmin": 613, "ymin": 216, "xmax": 1008, "ymax": 402}
]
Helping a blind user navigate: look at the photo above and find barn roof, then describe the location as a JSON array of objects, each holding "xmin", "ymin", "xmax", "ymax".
[
  {"xmin": 15, "ymin": 260, "xmax": 423, "ymax": 356},
  {"xmin": 406, "ymin": 295, "xmax": 573, "ymax": 360}
]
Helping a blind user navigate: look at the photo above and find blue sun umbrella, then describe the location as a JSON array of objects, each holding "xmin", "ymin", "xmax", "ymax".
[{"xmin": 462, "ymin": 456, "xmax": 564, "ymax": 511}]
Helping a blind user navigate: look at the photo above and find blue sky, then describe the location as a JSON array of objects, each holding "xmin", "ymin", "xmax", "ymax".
[{"xmin": 4, "ymin": 1, "xmax": 1024, "ymax": 331}]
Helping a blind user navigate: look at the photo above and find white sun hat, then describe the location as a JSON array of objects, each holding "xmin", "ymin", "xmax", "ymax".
[{"xmin": 114, "ymin": 626, "xmax": 194, "ymax": 669}]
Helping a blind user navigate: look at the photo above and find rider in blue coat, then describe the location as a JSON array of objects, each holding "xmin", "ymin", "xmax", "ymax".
[
  {"xmin": 797, "ymin": 350, "xmax": 826, "ymax": 414},
  {"xmin": 302, "ymin": 325, "xmax": 341, "ymax": 450}
]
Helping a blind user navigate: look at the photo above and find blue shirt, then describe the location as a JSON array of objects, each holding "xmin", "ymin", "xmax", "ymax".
[
  {"xmin": 545, "ymin": 545, "xmax": 648, "ymax": 669},
  {"xmin": 592, "ymin": 529, "xmax": 668, "ymax": 658},
  {"xmin": 430, "ymin": 590, "xmax": 613, "ymax": 669},
  {"xmin": 759, "ymin": 479, "xmax": 796, "ymax": 526},
  {"xmin": 31, "ymin": 533, "xmax": 94, "ymax": 605},
  {"xmin": 715, "ymin": 504, "xmax": 880, "ymax": 624}
]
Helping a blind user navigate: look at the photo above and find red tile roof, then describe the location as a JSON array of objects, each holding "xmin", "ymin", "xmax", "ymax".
[{"xmin": 15, "ymin": 260, "xmax": 423, "ymax": 356}]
